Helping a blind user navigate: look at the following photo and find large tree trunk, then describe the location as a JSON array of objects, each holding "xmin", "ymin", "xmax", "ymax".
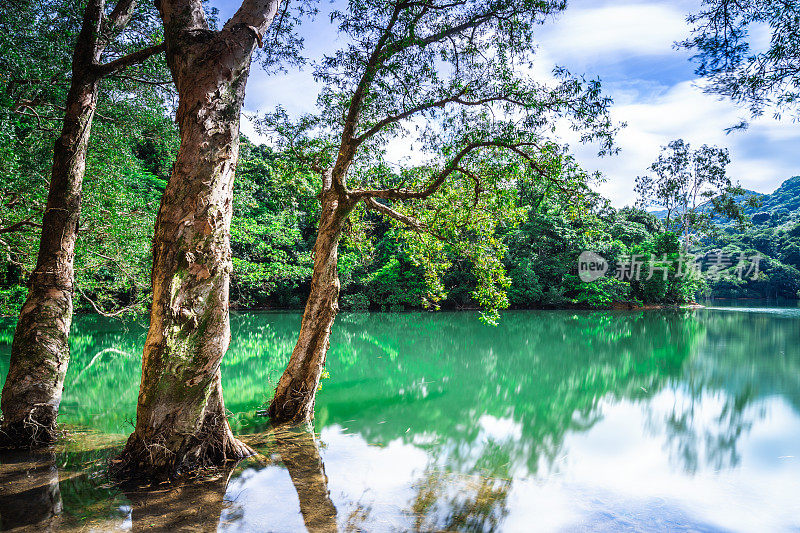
[
  {"xmin": 115, "ymin": 0, "xmax": 280, "ymax": 478},
  {"xmin": 268, "ymin": 179, "xmax": 354, "ymax": 424},
  {"xmin": 0, "ymin": 2, "xmax": 103, "ymax": 447}
]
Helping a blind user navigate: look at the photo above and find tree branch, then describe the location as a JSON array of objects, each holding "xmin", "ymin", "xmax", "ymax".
[
  {"xmin": 101, "ymin": 0, "xmax": 137, "ymax": 45},
  {"xmin": 108, "ymin": 74, "xmax": 175, "ymax": 88},
  {"xmin": 352, "ymin": 140, "xmax": 534, "ymax": 200},
  {"xmin": 363, "ymin": 197, "xmax": 426, "ymax": 230},
  {"xmin": 225, "ymin": 0, "xmax": 283, "ymax": 35},
  {"xmin": 0, "ymin": 213, "xmax": 42, "ymax": 235},
  {"xmin": 77, "ymin": 286, "xmax": 132, "ymax": 317},
  {"xmin": 332, "ymin": 0, "xmax": 407, "ymax": 188},
  {"xmin": 353, "ymin": 86, "xmax": 470, "ymax": 145},
  {"xmin": 393, "ymin": 10, "xmax": 494, "ymax": 53},
  {"xmin": 93, "ymin": 43, "xmax": 166, "ymax": 76},
  {"xmin": 455, "ymin": 166, "xmax": 482, "ymax": 205},
  {"xmin": 353, "ymin": 91, "xmax": 533, "ymax": 146}
]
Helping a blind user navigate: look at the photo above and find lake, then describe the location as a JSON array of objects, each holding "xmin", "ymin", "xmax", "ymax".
[{"xmin": 1, "ymin": 307, "xmax": 799, "ymax": 532}]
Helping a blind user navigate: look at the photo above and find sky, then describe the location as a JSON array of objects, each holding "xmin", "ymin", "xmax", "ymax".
[{"xmin": 212, "ymin": 0, "xmax": 800, "ymax": 207}]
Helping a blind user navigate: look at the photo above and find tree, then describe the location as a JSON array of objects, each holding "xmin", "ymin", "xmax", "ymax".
[
  {"xmin": 682, "ymin": 0, "xmax": 800, "ymax": 121},
  {"xmin": 634, "ymin": 139, "xmax": 752, "ymax": 248},
  {"xmin": 262, "ymin": 0, "xmax": 618, "ymax": 424},
  {"xmin": 113, "ymin": 0, "xmax": 289, "ymax": 479},
  {"xmin": 0, "ymin": 0, "xmax": 165, "ymax": 448},
  {"xmin": 0, "ymin": 1, "xmax": 178, "ymax": 319}
]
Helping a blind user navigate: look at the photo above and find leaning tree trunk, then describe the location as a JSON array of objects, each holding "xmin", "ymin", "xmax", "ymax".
[
  {"xmin": 268, "ymin": 180, "xmax": 354, "ymax": 424},
  {"xmin": 0, "ymin": 4, "xmax": 103, "ymax": 447},
  {"xmin": 114, "ymin": 9, "xmax": 276, "ymax": 477}
]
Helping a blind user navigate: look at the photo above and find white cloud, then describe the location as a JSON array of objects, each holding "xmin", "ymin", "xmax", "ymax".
[
  {"xmin": 530, "ymin": 0, "xmax": 800, "ymax": 206},
  {"xmin": 564, "ymin": 80, "xmax": 800, "ymax": 206},
  {"xmin": 539, "ymin": 2, "xmax": 692, "ymax": 61},
  {"xmin": 239, "ymin": 114, "xmax": 267, "ymax": 145}
]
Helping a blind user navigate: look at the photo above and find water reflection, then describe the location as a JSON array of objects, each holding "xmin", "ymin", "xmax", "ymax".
[
  {"xmin": 0, "ymin": 451, "xmax": 62, "ymax": 531},
  {"xmin": 124, "ymin": 470, "xmax": 233, "ymax": 532},
  {"xmin": 0, "ymin": 308, "xmax": 799, "ymax": 531},
  {"xmin": 410, "ymin": 467, "xmax": 512, "ymax": 532},
  {"xmin": 241, "ymin": 427, "xmax": 337, "ymax": 533}
]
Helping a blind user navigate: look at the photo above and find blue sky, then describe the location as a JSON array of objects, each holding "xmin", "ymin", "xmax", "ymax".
[{"xmin": 212, "ymin": 0, "xmax": 800, "ymax": 206}]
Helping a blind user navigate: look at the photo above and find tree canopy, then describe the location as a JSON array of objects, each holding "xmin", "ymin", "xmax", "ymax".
[
  {"xmin": 682, "ymin": 0, "xmax": 800, "ymax": 120},
  {"xmin": 260, "ymin": 0, "xmax": 620, "ymax": 321},
  {"xmin": 0, "ymin": 0, "xmax": 171, "ymax": 316}
]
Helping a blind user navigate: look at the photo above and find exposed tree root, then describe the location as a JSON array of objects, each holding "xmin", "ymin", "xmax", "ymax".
[
  {"xmin": 0, "ymin": 407, "xmax": 63, "ymax": 450},
  {"xmin": 111, "ymin": 411, "xmax": 254, "ymax": 482}
]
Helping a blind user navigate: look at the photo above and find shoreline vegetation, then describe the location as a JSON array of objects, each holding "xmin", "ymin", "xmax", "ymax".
[
  {"xmin": 14, "ymin": 297, "xmax": 800, "ymax": 321},
  {"xmin": 4, "ymin": 140, "xmax": 800, "ymax": 322},
  {"xmin": 0, "ymin": 302, "xmax": 731, "ymax": 321}
]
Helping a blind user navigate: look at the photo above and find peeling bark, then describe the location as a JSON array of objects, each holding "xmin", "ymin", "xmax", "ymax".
[
  {"xmin": 268, "ymin": 174, "xmax": 355, "ymax": 424},
  {"xmin": 115, "ymin": 0, "xmax": 281, "ymax": 479},
  {"xmin": 2, "ymin": 0, "xmax": 105, "ymax": 448}
]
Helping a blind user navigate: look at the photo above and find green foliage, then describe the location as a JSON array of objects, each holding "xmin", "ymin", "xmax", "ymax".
[
  {"xmin": 363, "ymin": 256, "xmax": 427, "ymax": 311},
  {"xmin": 5, "ymin": 1, "xmax": 800, "ymax": 321},
  {"xmin": 73, "ymin": 117, "xmax": 174, "ymax": 315},
  {"xmin": 230, "ymin": 141, "xmax": 319, "ymax": 308},
  {"xmin": 258, "ymin": 0, "xmax": 621, "ymax": 321},
  {"xmin": 0, "ymin": 0, "xmax": 169, "ymax": 317},
  {"xmin": 568, "ymin": 276, "xmax": 630, "ymax": 308},
  {"xmin": 699, "ymin": 219, "xmax": 800, "ymax": 299},
  {"xmin": 743, "ymin": 176, "xmax": 800, "ymax": 228},
  {"xmin": 629, "ymin": 232, "xmax": 702, "ymax": 305},
  {"xmin": 682, "ymin": 0, "xmax": 800, "ymax": 119},
  {"xmin": 0, "ymin": 286, "xmax": 26, "ymax": 316}
]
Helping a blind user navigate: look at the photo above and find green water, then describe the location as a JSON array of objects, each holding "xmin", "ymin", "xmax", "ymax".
[{"xmin": 1, "ymin": 308, "xmax": 799, "ymax": 531}]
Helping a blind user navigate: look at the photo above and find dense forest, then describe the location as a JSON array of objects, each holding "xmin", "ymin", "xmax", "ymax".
[
  {"xmin": 3, "ymin": 127, "xmax": 800, "ymax": 318},
  {"xmin": 2, "ymin": 2, "xmax": 800, "ymax": 327}
]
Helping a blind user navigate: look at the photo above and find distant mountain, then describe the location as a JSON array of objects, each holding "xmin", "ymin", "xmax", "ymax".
[
  {"xmin": 649, "ymin": 176, "xmax": 800, "ymax": 227},
  {"xmin": 649, "ymin": 190, "xmax": 763, "ymax": 220},
  {"xmin": 746, "ymin": 176, "xmax": 800, "ymax": 220}
]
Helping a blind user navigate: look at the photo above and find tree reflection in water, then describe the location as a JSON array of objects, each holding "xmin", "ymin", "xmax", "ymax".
[
  {"xmin": 123, "ymin": 469, "xmax": 234, "ymax": 532},
  {"xmin": 410, "ymin": 467, "xmax": 512, "ymax": 532},
  {"xmin": 0, "ymin": 451, "xmax": 62, "ymax": 531},
  {"xmin": 243, "ymin": 426, "xmax": 338, "ymax": 533},
  {"xmin": 230, "ymin": 426, "xmax": 516, "ymax": 532}
]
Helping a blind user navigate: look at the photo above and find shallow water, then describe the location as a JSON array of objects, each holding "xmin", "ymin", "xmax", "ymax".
[{"xmin": 1, "ymin": 308, "xmax": 799, "ymax": 532}]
